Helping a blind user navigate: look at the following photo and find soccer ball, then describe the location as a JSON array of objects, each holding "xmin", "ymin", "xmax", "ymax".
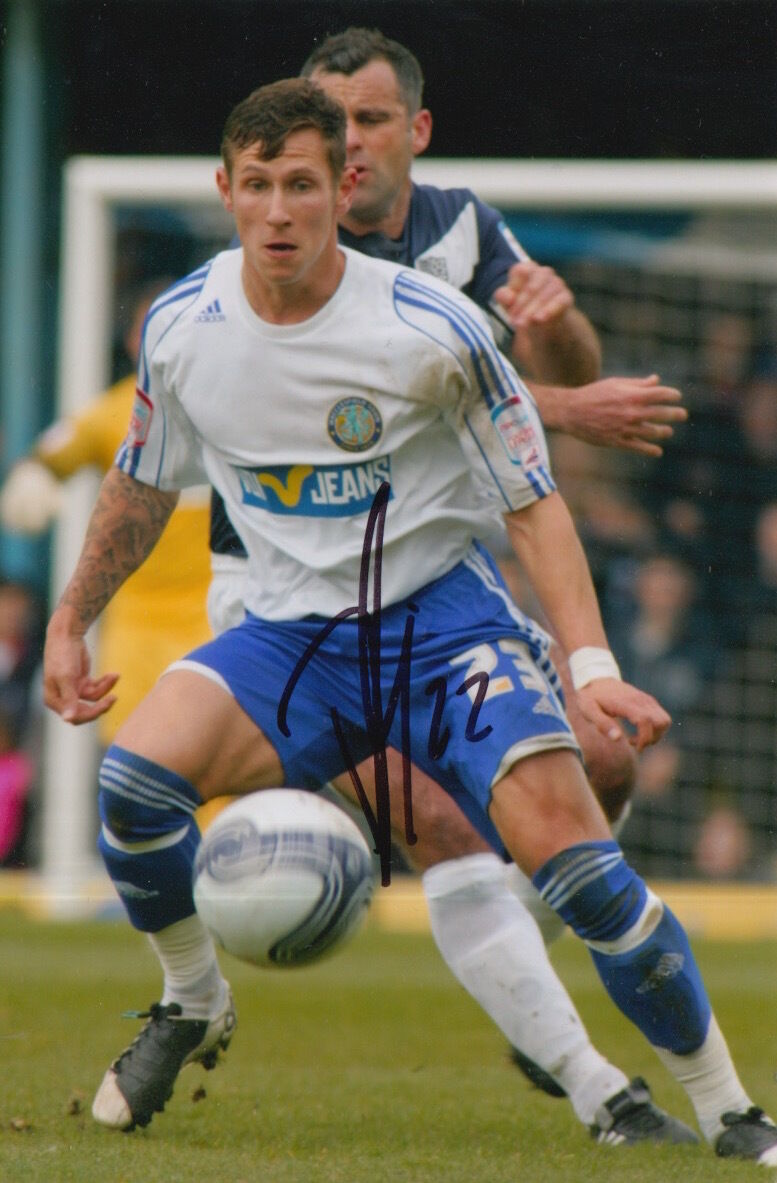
[{"xmin": 192, "ymin": 789, "xmax": 375, "ymax": 968}]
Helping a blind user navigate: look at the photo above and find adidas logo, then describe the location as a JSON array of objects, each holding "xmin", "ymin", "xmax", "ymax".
[{"xmin": 195, "ymin": 299, "xmax": 226, "ymax": 323}]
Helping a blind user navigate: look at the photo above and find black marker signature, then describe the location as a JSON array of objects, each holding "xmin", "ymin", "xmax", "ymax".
[{"xmin": 278, "ymin": 481, "xmax": 491, "ymax": 885}]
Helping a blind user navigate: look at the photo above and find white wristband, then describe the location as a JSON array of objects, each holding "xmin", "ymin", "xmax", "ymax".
[{"xmin": 568, "ymin": 646, "xmax": 621, "ymax": 690}]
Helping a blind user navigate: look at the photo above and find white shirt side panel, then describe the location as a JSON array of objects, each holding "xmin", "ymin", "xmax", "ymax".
[{"xmin": 413, "ymin": 200, "xmax": 479, "ymax": 290}]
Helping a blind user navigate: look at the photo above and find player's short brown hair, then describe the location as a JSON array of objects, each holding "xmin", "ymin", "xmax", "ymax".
[
  {"xmin": 301, "ymin": 27, "xmax": 424, "ymax": 113},
  {"xmin": 221, "ymin": 78, "xmax": 346, "ymax": 178}
]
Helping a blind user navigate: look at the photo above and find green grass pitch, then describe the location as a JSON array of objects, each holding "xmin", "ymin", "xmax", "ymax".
[{"xmin": 0, "ymin": 908, "xmax": 776, "ymax": 1182}]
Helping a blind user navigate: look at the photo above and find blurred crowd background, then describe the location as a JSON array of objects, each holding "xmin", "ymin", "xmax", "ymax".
[{"xmin": 0, "ymin": 0, "xmax": 775, "ymax": 882}]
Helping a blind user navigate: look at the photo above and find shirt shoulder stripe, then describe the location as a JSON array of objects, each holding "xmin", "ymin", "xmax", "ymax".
[
  {"xmin": 394, "ymin": 271, "xmax": 521, "ymax": 410},
  {"xmin": 138, "ymin": 261, "xmax": 214, "ymax": 389}
]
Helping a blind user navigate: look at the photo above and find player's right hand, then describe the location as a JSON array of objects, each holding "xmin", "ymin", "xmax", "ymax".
[
  {"xmin": 576, "ymin": 677, "xmax": 671, "ymax": 751},
  {"xmin": 43, "ymin": 627, "xmax": 119, "ymax": 725},
  {"xmin": 0, "ymin": 459, "xmax": 63, "ymax": 534}
]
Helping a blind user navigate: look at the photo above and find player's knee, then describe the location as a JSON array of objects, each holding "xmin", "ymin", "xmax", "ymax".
[{"xmin": 98, "ymin": 744, "xmax": 200, "ymax": 840}]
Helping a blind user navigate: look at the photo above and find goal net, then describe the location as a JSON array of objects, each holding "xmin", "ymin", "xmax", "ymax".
[{"xmin": 41, "ymin": 155, "xmax": 777, "ymax": 910}]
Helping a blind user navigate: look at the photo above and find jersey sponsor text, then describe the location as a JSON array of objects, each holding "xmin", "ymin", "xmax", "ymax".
[{"xmin": 237, "ymin": 456, "xmax": 393, "ymax": 517}]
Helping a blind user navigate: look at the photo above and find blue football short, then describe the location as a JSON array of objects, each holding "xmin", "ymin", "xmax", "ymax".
[{"xmin": 177, "ymin": 543, "xmax": 580, "ymax": 853}]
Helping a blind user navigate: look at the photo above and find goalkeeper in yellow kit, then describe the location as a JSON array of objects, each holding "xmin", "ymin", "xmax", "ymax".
[{"xmin": 0, "ymin": 282, "xmax": 212, "ymax": 745}]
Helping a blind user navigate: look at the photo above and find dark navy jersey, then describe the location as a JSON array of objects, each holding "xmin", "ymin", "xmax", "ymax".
[
  {"xmin": 338, "ymin": 183, "xmax": 524, "ymax": 312},
  {"xmin": 210, "ymin": 182, "xmax": 525, "ymax": 559}
]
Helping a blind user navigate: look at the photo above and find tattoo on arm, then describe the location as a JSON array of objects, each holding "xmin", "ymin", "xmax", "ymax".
[{"xmin": 58, "ymin": 468, "xmax": 178, "ymax": 631}]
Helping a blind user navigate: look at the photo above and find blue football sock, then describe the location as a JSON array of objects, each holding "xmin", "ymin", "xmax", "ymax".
[
  {"xmin": 534, "ymin": 841, "xmax": 710, "ymax": 1054},
  {"xmin": 97, "ymin": 744, "xmax": 202, "ymax": 932}
]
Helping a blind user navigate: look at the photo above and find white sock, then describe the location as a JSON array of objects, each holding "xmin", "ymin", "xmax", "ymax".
[
  {"xmin": 503, "ymin": 861, "xmax": 568, "ymax": 946},
  {"xmin": 653, "ymin": 1016, "xmax": 753, "ymax": 1144},
  {"xmin": 147, "ymin": 913, "xmax": 228, "ymax": 1021},
  {"xmin": 609, "ymin": 801, "xmax": 631, "ymax": 840},
  {"xmin": 422, "ymin": 854, "xmax": 628, "ymax": 1125}
]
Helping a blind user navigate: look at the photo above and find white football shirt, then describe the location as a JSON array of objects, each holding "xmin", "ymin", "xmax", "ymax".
[{"xmin": 118, "ymin": 246, "xmax": 555, "ymax": 620}]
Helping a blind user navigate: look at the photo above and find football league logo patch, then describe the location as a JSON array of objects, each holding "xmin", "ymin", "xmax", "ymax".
[
  {"xmin": 127, "ymin": 388, "xmax": 153, "ymax": 447},
  {"xmin": 491, "ymin": 397, "xmax": 542, "ymax": 470},
  {"xmin": 327, "ymin": 397, "xmax": 382, "ymax": 453}
]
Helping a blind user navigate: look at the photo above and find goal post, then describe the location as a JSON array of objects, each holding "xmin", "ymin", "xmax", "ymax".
[{"xmin": 40, "ymin": 155, "xmax": 777, "ymax": 913}]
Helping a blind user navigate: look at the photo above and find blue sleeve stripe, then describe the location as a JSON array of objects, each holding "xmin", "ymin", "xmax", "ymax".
[
  {"xmin": 464, "ymin": 412, "xmax": 554, "ymax": 505},
  {"xmin": 395, "ymin": 273, "xmax": 554, "ymax": 497},
  {"xmin": 137, "ymin": 262, "xmax": 213, "ymax": 421},
  {"xmin": 397, "ymin": 270, "xmax": 514, "ymax": 384},
  {"xmin": 397, "ymin": 270, "xmax": 520, "ymax": 393},
  {"xmin": 124, "ymin": 441, "xmax": 143, "ymax": 479},
  {"xmin": 117, "ymin": 410, "xmax": 167, "ymax": 483},
  {"xmin": 139, "ymin": 282, "xmax": 202, "ymax": 390},
  {"xmin": 462, "ymin": 413, "xmax": 514, "ymax": 509},
  {"xmin": 147, "ymin": 281, "xmax": 206, "ymax": 320},
  {"xmin": 395, "ymin": 272, "xmax": 523, "ymax": 411},
  {"xmin": 142, "ymin": 261, "xmax": 213, "ymax": 349},
  {"xmin": 464, "ymin": 407, "xmax": 552, "ymax": 502},
  {"xmin": 155, "ymin": 409, "xmax": 168, "ymax": 486},
  {"xmin": 468, "ymin": 402, "xmax": 555, "ymax": 501},
  {"xmin": 160, "ymin": 265, "xmax": 210, "ymax": 297},
  {"xmin": 395, "ymin": 288, "xmax": 499, "ymax": 408},
  {"xmin": 526, "ymin": 466, "xmax": 555, "ymax": 497},
  {"xmin": 178, "ymin": 264, "xmax": 210, "ymax": 284}
]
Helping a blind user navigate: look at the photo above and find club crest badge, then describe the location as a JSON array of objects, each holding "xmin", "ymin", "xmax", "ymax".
[{"xmin": 327, "ymin": 397, "xmax": 383, "ymax": 453}]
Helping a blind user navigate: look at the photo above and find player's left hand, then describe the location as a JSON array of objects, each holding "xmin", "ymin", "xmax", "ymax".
[
  {"xmin": 555, "ymin": 374, "xmax": 687, "ymax": 456},
  {"xmin": 492, "ymin": 261, "xmax": 575, "ymax": 328},
  {"xmin": 575, "ymin": 678, "xmax": 671, "ymax": 752}
]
